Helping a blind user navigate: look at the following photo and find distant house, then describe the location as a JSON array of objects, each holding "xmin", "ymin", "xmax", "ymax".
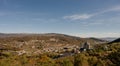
[
  {"xmin": 83, "ymin": 42, "xmax": 90, "ymax": 49},
  {"xmin": 80, "ymin": 42, "xmax": 91, "ymax": 52},
  {"xmin": 17, "ymin": 50, "xmax": 26, "ymax": 55},
  {"xmin": 103, "ymin": 45, "xmax": 108, "ymax": 50},
  {"xmin": 73, "ymin": 48, "xmax": 80, "ymax": 54}
]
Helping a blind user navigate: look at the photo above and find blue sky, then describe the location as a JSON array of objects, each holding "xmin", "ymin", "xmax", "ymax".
[{"xmin": 0, "ymin": 0, "xmax": 120, "ymax": 37}]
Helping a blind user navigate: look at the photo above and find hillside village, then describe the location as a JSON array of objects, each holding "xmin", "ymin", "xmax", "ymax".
[
  {"xmin": 0, "ymin": 33, "xmax": 107, "ymax": 56},
  {"xmin": 0, "ymin": 39, "xmax": 91, "ymax": 56}
]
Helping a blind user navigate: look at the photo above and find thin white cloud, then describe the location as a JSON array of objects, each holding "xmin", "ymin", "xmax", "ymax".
[
  {"xmin": 71, "ymin": 32, "xmax": 120, "ymax": 38},
  {"xmin": 63, "ymin": 5, "xmax": 120, "ymax": 20},
  {"xmin": 63, "ymin": 14, "xmax": 93, "ymax": 20},
  {"xmin": 81, "ymin": 15, "xmax": 120, "ymax": 26}
]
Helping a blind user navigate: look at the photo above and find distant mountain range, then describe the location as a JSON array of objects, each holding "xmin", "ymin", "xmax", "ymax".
[
  {"xmin": 108, "ymin": 38, "xmax": 120, "ymax": 44},
  {"xmin": 0, "ymin": 33, "xmax": 107, "ymax": 45},
  {"xmin": 0, "ymin": 33, "xmax": 117, "ymax": 41},
  {"xmin": 100, "ymin": 37, "xmax": 118, "ymax": 41}
]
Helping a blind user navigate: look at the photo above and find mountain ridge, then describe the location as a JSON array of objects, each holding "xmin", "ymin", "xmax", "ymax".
[{"xmin": 108, "ymin": 38, "xmax": 120, "ymax": 44}]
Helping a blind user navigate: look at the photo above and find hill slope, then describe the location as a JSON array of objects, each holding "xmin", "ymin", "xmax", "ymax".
[
  {"xmin": 108, "ymin": 38, "xmax": 120, "ymax": 44},
  {"xmin": 0, "ymin": 33, "xmax": 107, "ymax": 54},
  {"xmin": 0, "ymin": 33, "xmax": 107, "ymax": 44}
]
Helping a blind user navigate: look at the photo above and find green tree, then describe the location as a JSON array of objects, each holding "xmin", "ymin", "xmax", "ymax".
[
  {"xmin": 36, "ymin": 55, "xmax": 55, "ymax": 66},
  {"xmin": 62, "ymin": 59, "xmax": 73, "ymax": 66},
  {"xmin": 88, "ymin": 56, "xmax": 98, "ymax": 66},
  {"xmin": 74, "ymin": 54, "xmax": 89, "ymax": 66},
  {"xmin": 107, "ymin": 51, "xmax": 120, "ymax": 66},
  {"xmin": 96, "ymin": 59, "xmax": 105, "ymax": 66}
]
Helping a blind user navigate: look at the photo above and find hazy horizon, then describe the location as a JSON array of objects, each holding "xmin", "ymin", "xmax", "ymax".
[
  {"xmin": 0, "ymin": 0, "xmax": 120, "ymax": 37},
  {"xmin": 0, "ymin": 32, "xmax": 119, "ymax": 38}
]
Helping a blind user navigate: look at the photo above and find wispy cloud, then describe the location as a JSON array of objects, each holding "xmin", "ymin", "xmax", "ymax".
[
  {"xmin": 63, "ymin": 14, "xmax": 93, "ymax": 20},
  {"xmin": 71, "ymin": 32, "xmax": 120, "ymax": 38},
  {"xmin": 63, "ymin": 5, "xmax": 120, "ymax": 20}
]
